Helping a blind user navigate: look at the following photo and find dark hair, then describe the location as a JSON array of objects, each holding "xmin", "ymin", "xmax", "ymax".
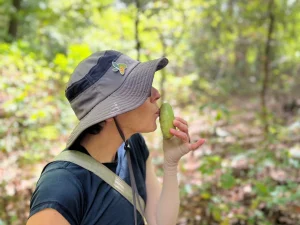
[
  {"xmin": 85, "ymin": 122, "xmax": 105, "ymax": 134},
  {"xmin": 72, "ymin": 121, "xmax": 106, "ymax": 146}
]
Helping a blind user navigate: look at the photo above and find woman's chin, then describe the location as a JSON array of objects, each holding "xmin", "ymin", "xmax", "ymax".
[{"xmin": 142, "ymin": 123, "xmax": 157, "ymax": 133}]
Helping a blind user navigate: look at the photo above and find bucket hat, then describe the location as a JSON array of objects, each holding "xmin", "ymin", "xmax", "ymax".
[{"xmin": 65, "ymin": 50, "xmax": 168, "ymax": 148}]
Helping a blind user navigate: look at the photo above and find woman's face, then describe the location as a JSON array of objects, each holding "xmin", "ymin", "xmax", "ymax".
[{"xmin": 117, "ymin": 87, "xmax": 161, "ymax": 135}]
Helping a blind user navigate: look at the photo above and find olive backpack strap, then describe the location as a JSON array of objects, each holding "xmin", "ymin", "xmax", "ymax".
[{"xmin": 53, "ymin": 150, "xmax": 147, "ymax": 225}]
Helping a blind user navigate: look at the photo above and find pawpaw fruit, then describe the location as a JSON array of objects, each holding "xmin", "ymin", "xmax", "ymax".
[{"xmin": 159, "ymin": 102, "xmax": 175, "ymax": 139}]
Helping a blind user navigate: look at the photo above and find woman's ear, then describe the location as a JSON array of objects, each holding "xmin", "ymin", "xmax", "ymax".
[{"xmin": 105, "ymin": 118, "xmax": 114, "ymax": 123}]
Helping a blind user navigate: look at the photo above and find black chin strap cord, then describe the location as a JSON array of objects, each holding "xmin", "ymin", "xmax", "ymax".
[{"xmin": 113, "ymin": 117, "xmax": 146, "ymax": 225}]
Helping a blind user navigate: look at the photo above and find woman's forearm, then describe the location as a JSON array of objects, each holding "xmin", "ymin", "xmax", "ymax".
[
  {"xmin": 154, "ymin": 117, "xmax": 205, "ymax": 225},
  {"xmin": 156, "ymin": 163, "xmax": 180, "ymax": 225}
]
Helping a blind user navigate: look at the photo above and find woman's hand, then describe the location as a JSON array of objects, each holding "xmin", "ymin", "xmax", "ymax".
[{"xmin": 163, "ymin": 117, "xmax": 205, "ymax": 169}]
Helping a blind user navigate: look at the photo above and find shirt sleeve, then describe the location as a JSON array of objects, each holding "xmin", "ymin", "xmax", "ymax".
[{"xmin": 29, "ymin": 167, "xmax": 85, "ymax": 225}]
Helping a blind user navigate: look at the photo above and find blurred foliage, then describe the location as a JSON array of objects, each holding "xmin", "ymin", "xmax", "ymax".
[{"xmin": 1, "ymin": 0, "xmax": 300, "ymax": 224}]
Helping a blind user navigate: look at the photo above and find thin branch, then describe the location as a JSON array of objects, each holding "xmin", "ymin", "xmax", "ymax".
[
  {"xmin": 134, "ymin": 0, "xmax": 141, "ymax": 61},
  {"xmin": 261, "ymin": 0, "xmax": 275, "ymax": 138}
]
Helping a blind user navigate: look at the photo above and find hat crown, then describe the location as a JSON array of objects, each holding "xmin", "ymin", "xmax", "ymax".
[{"xmin": 65, "ymin": 50, "xmax": 139, "ymax": 119}]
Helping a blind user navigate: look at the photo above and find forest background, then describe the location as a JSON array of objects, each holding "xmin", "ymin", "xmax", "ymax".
[{"xmin": 0, "ymin": 0, "xmax": 300, "ymax": 224}]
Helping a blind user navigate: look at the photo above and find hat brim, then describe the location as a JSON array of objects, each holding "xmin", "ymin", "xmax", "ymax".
[{"xmin": 65, "ymin": 57, "xmax": 169, "ymax": 149}]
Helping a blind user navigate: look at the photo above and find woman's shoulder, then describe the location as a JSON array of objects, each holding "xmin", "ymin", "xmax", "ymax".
[
  {"xmin": 36, "ymin": 161, "xmax": 92, "ymax": 196},
  {"xmin": 30, "ymin": 161, "xmax": 88, "ymax": 225},
  {"xmin": 41, "ymin": 159, "xmax": 103, "ymax": 188},
  {"xmin": 42, "ymin": 160, "xmax": 91, "ymax": 178}
]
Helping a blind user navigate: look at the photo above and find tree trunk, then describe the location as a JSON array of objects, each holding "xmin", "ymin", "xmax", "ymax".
[
  {"xmin": 7, "ymin": 0, "xmax": 22, "ymax": 42},
  {"xmin": 261, "ymin": 0, "xmax": 275, "ymax": 137},
  {"xmin": 134, "ymin": 0, "xmax": 141, "ymax": 61},
  {"xmin": 160, "ymin": 67, "xmax": 166, "ymax": 103},
  {"xmin": 158, "ymin": 33, "xmax": 167, "ymax": 103}
]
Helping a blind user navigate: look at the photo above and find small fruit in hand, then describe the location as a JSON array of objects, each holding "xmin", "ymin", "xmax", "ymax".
[{"xmin": 159, "ymin": 102, "xmax": 175, "ymax": 139}]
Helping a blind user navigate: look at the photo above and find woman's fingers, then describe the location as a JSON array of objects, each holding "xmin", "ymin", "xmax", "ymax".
[
  {"xmin": 175, "ymin": 117, "xmax": 188, "ymax": 126},
  {"xmin": 173, "ymin": 119, "xmax": 188, "ymax": 133},
  {"xmin": 170, "ymin": 128, "xmax": 189, "ymax": 143},
  {"xmin": 170, "ymin": 128, "xmax": 206, "ymax": 151},
  {"xmin": 189, "ymin": 139, "xmax": 206, "ymax": 150},
  {"xmin": 172, "ymin": 117, "xmax": 206, "ymax": 149}
]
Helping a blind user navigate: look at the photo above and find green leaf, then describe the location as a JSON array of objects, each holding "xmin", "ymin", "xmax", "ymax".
[
  {"xmin": 221, "ymin": 218, "xmax": 230, "ymax": 225},
  {"xmin": 215, "ymin": 110, "xmax": 222, "ymax": 121},
  {"xmin": 220, "ymin": 172, "xmax": 236, "ymax": 189},
  {"xmin": 255, "ymin": 182, "xmax": 269, "ymax": 197},
  {"xmin": 212, "ymin": 206, "xmax": 222, "ymax": 222},
  {"xmin": 200, "ymin": 192, "xmax": 211, "ymax": 200}
]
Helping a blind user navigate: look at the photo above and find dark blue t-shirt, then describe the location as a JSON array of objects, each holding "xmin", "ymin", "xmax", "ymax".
[{"xmin": 29, "ymin": 133, "xmax": 149, "ymax": 225}]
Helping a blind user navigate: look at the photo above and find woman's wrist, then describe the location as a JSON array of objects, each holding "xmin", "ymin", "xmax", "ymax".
[{"xmin": 163, "ymin": 160, "xmax": 178, "ymax": 175}]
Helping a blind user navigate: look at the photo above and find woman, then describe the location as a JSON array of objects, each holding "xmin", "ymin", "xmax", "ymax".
[{"xmin": 27, "ymin": 50, "xmax": 205, "ymax": 225}]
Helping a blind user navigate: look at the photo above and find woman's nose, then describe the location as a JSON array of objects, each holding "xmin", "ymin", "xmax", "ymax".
[{"xmin": 151, "ymin": 88, "xmax": 160, "ymax": 102}]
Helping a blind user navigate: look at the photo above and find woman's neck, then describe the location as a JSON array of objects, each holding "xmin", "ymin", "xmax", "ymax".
[{"xmin": 80, "ymin": 120, "xmax": 133, "ymax": 163}]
